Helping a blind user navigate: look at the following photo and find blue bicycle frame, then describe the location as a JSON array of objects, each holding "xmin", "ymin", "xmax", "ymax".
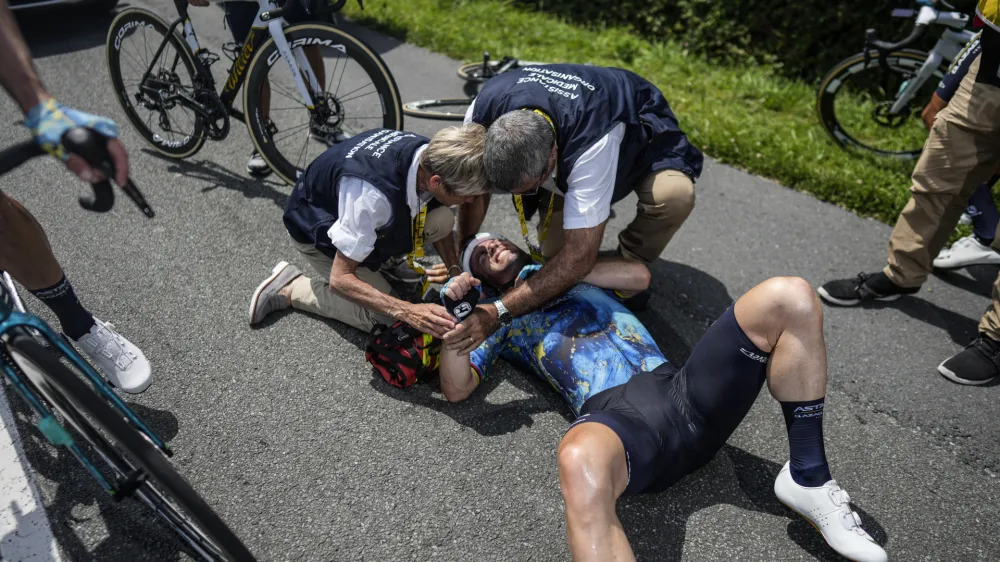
[{"xmin": 0, "ymin": 281, "xmax": 170, "ymax": 497}]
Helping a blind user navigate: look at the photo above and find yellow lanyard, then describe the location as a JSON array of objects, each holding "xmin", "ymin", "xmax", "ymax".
[
  {"xmin": 513, "ymin": 109, "xmax": 557, "ymax": 263},
  {"xmin": 408, "ymin": 204, "xmax": 430, "ymax": 297}
]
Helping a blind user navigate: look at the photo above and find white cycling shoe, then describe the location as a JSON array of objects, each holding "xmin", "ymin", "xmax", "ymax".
[
  {"xmin": 933, "ymin": 235, "xmax": 1000, "ymax": 269},
  {"xmin": 75, "ymin": 318, "xmax": 152, "ymax": 394},
  {"xmin": 774, "ymin": 462, "xmax": 887, "ymax": 562}
]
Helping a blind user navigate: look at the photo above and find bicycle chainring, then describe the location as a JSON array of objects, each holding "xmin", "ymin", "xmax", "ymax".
[{"xmin": 194, "ymin": 90, "xmax": 230, "ymax": 140}]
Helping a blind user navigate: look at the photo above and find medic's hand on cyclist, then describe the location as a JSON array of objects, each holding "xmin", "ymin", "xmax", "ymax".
[
  {"xmin": 23, "ymin": 97, "xmax": 130, "ymax": 187},
  {"xmin": 423, "ymin": 263, "xmax": 453, "ymax": 284}
]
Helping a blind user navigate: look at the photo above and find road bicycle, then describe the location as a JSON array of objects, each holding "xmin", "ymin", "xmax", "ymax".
[
  {"xmin": 403, "ymin": 52, "xmax": 547, "ymax": 120},
  {"xmin": 105, "ymin": 0, "xmax": 402, "ymax": 185},
  {"xmin": 0, "ymin": 128, "xmax": 255, "ymax": 561},
  {"xmin": 816, "ymin": 0, "xmax": 977, "ymax": 160}
]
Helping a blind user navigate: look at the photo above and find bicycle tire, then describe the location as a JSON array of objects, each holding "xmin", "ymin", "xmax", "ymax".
[
  {"xmin": 402, "ymin": 98, "xmax": 472, "ymax": 121},
  {"xmin": 457, "ymin": 59, "xmax": 547, "ymax": 83},
  {"xmin": 106, "ymin": 8, "xmax": 207, "ymax": 159},
  {"xmin": 244, "ymin": 23, "xmax": 403, "ymax": 186},
  {"xmin": 7, "ymin": 333, "xmax": 254, "ymax": 561},
  {"xmin": 816, "ymin": 49, "xmax": 946, "ymax": 160}
]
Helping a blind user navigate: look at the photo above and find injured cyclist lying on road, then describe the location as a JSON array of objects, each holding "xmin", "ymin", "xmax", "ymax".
[{"xmin": 434, "ymin": 233, "xmax": 887, "ymax": 562}]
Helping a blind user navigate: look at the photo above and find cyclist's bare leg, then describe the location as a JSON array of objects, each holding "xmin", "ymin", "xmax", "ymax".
[
  {"xmin": 0, "ymin": 191, "xmax": 62, "ymax": 290},
  {"xmin": 557, "ymin": 422, "xmax": 633, "ymax": 562}
]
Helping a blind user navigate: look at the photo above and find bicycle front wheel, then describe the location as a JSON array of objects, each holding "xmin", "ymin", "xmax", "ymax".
[
  {"xmin": 7, "ymin": 333, "xmax": 255, "ymax": 561},
  {"xmin": 817, "ymin": 50, "xmax": 946, "ymax": 160},
  {"xmin": 244, "ymin": 23, "xmax": 403, "ymax": 186},
  {"xmin": 403, "ymin": 98, "xmax": 473, "ymax": 121}
]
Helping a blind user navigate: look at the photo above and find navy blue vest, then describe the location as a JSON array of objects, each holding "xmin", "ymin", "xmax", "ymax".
[
  {"xmin": 470, "ymin": 64, "xmax": 703, "ymax": 202},
  {"xmin": 283, "ymin": 129, "xmax": 429, "ymax": 266}
]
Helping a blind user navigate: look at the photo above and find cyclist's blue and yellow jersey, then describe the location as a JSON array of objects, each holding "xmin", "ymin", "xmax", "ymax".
[
  {"xmin": 978, "ymin": 0, "xmax": 1000, "ymax": 32},
  {"xmin": 469, "ymin": 266, "xmax": 667, "ymax": 415}
]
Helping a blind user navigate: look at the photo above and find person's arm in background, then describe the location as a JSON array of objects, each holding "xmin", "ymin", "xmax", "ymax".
[
  {"xmin": 457, "ymin": 98, "xmax": 491, "ymax": 244},
  {"xmin": 0, "ymin": 1, "xmax": 128, "ymax": 185},
  {"xmin": 582, "ymin": 257, "xmax": 651, "ymax": 295}
]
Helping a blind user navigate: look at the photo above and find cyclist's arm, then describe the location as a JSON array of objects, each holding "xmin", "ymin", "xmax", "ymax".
[
  {"xmin": 0, "ymin": 2, "xmax": 50, "ymax": 112},
  {"xmin": 440, "ymin": 325, "xmax": 505, "ymax": 402},
  {"xmin": 0, "ymin": 2, "xmax": 129, "ymax": 185}
]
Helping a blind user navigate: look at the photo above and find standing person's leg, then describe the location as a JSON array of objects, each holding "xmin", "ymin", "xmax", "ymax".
[
  {"xmin": 820, "ymin": 53, "xmax": 1000, "ymax": 305},
  {"xmin": 617, "ymin": 169, "xmax": 695, "ymax": 265},
  {"xmin": 0, "ymin": 192, "xmax": 151, "ymax": 392},
  {"xmin": 933, "ymin": 177, "xmax": 1000, "ymax": 269},
  {"xmin": 939, "ymin": 269, "xmax": 1000, "ymax": 385},
  {"xmin": 249, "ymin": 242, "xmax": 396, "ymax": 330},
  {"xmin": 884, "ymin": 54, "xmax": 1000, "ymax": 287}
]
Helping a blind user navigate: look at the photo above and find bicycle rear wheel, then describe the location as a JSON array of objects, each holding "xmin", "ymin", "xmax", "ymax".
[
  {"xmin": 6, "ymin": 333, "xmax": 254, "ymax": 561},
  {"xmin": 402, "ymin": 98, "xmax": 472, "ymax": 121},
  {"xmin": 816, "ymin": 50, "xmax": 945, "ymax": 160},
  {"xmin": 106, "ymin": 8, "xmax": 207, "ymax": 159},
  {"xmin": 244, "ymin": 23, "xmax": 403, "ymax": 186}
]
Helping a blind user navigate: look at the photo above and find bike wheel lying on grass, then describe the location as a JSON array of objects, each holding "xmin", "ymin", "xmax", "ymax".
[
  {"xmin": 6, "ymin": 332, "xmax": 255, "ymax": 561},
  {"xmin": 402, "ymin": 98, "xmax": 473, "ymax": 121},
  {"xmin": 817, "ymin": 50, "xmax": 946, "ymax": 160}
]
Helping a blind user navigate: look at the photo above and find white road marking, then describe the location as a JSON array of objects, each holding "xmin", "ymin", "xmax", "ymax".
[{"xmin": 0, "ymin": 382, "xmax": 62, "ymax": 561}]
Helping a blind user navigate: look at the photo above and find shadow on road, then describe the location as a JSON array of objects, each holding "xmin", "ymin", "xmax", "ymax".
[
  {"xmin": 142, "ymin": 149, "xmax": 290, "ymax": 208},
  {"xmin": 15, "ymin": 5, "xmax": 119, "ymax": 59},
  {"xmin": 933, "ymin": 264, "xmax": 1000, "ymax": 299},
  {"xmin": 863, "ymin": 296, "xmax": 980, "ymax": 346},
  {"xmin": 5, "ymin": 395, "xmax": 196, "ymax": 561},
  {"xmin": 619, "ymin": 444, "xmax": 889, "ymax": 562},
  {"xmin": 369, "ymin": 361, "xmax": 567, "ymax": 437}
]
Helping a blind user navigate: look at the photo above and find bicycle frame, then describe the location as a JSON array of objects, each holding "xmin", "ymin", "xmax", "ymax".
[
  {"xmin": 0, "ymin": 279, "xmax": 170, "ymax": 496},
  {"xmin": 887, "ymin": 6, "xmax": 975, "ymax": 113},
  {"xmin": 140, "ymin": 0, "xmax": 322, "ymax": 125}
]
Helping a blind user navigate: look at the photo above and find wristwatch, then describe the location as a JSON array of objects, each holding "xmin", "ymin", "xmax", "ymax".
[{"xmin": 493, "ymin": 300, "xmax": 513, "ymax": 326}]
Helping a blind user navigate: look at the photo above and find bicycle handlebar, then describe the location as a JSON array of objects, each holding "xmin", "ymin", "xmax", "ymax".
[
  {"xmin": 867, "ymin": 22, "xmax": 928, "ymax": 52},
  {"xmin": 0, "ymin": 127, "xmax": 154, "ymax": 218}
]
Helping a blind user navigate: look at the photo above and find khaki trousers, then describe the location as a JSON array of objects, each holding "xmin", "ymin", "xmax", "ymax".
[
  {"xmin": 539, "ymin": 169, "xmax": 695, "ymax": 264},
  {"xmin": 285, "ymin": 204, "xmax": 455, "ymax": 332}
]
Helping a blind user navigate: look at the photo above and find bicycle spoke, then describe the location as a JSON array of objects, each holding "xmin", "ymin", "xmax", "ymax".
[
  {"xmin": 337, "ymin": 88, "xmax": 378, "ymax": 105},
  {"xmin": 272, "ymin": 122, "xmax": 311, "ymax": 144},
  {"xmin": 295, "ymin": 128, "xmax": 310, "ymax": 169},
  {"xmin": 331, "ymin": 56, "xmax": 349, "ymax": 100},
  {"xmin": 270, "ymin": 80, "xmax": 306, "ymax": 106}
]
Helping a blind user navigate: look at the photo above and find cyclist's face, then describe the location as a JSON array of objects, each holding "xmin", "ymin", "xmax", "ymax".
[{"xmin": 471, "ymin": 238, "xmax": 524, "ymax": 286}]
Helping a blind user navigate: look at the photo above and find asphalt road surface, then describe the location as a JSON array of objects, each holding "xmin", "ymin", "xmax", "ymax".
[{"xmin": 1, "ymin": 2, "xmax": 998, "ymax": 561}]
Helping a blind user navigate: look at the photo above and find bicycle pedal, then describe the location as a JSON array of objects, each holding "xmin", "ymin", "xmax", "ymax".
[{"xmin": 221, "ymin": 42, "xmax": 241, "ymax": 62}]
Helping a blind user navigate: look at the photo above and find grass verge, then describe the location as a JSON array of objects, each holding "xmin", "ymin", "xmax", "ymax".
[{"xmin": 346, "ymin": 0, "xmax": 923, "ymax": 225}]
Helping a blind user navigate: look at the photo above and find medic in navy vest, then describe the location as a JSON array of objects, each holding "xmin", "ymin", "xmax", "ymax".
[
  {"xmin": 283, "ymin": 129, "xmax": 430, "ymax": 268},
  {"xmin": 469, "ymin": 64, "xmax": 704, "ymax": 203}
]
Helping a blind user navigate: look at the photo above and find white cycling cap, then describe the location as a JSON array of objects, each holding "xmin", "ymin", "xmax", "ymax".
[{"xmin": 461, "ymin": 233, "xmax": 507, "ymax": 275}]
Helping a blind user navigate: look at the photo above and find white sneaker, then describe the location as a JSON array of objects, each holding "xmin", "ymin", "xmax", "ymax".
[
  {"xmin": 246, "ymin": 151, "xmax": 272, "ymax": 177},
  {"xmin": 774, "ymin": 462, "xmax": 887, "ymax": 562},
  {"xmin": 933, "ymin": 235, "xmax": 1000, "ymax": 269},
  {"xmin": 958, "ymin": 212, "xmax": 973, "ymax": 226},
  {"xmin": 75, "ymin": 318, "xmax": 152, "ymax": 394}
]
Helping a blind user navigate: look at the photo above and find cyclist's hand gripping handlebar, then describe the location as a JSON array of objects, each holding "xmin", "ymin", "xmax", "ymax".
[{"xmin": 0, "ymin": 127, "xmax": 154, "ymax": 218}]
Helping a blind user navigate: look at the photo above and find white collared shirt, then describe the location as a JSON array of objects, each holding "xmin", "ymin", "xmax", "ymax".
[{"xmin": 326, "ymin": 144, "xmax": 432, "ymax": 262}]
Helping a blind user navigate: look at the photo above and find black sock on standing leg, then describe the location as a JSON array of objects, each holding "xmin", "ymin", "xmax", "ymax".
[
  {"xmin": 28, "ymin": 275, "xmax": 96, "ymax": 341},
  {"xmin": 780, "ymin": 397, "xmax": 833, "ymax": 487}
]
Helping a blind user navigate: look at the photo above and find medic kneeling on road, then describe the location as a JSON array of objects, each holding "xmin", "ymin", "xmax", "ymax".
[
  {"xmin": 435, "ymin": 233, "xmax": 888, "ymax": 562},
  {"xmin": 248, "ymin": 126, "xmax": 491, "ymax": 338}
]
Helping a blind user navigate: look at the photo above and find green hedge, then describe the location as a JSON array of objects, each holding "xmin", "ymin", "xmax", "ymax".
[{"xmin": 530, "ymin": 0, "xmax": 974, "ymax": 79}]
